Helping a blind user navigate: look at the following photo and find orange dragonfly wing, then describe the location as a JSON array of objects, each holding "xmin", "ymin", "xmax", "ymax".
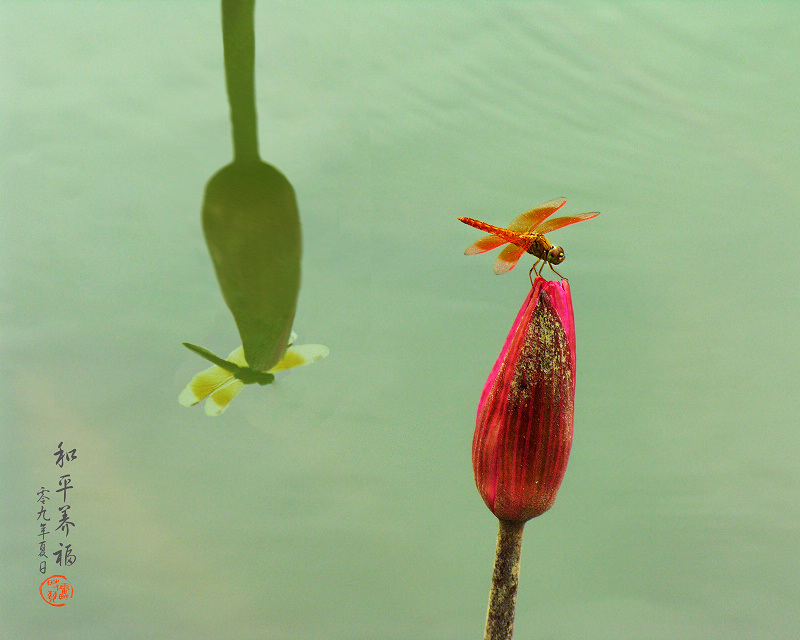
[
  {"xmin": 534, "ymin": 211, "xmax": 600, "ymax": 235},
  {"xmin": 464, "ymin": 234, "xmax": 508, "ymax": 255},
  {"xmin": 493, "ymin": 243, "xmax": 527, "ymax": 274},
  {"xmin": 507, "ymin": 197, "xmax": 567, "ymax": 233}
]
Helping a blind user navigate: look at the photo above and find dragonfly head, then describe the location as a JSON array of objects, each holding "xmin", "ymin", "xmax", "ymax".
[
  {"xmin": 255, "ymin": 372, "xmax": 275, "ymax": 386},
  {"xmin": 547, "ymin": 245, "xmax": 565, "ymax": 265}
]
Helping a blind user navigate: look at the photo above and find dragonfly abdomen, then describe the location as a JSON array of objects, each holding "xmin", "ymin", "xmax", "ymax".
[{"xmin": 458, "ymin": 217, "xmax": 530, "ymax": 248}]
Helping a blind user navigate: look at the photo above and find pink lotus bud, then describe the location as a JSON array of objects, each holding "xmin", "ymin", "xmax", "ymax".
[{"xmin": 473, "ymin": 277, "xmax": 577, "ymax": 522}]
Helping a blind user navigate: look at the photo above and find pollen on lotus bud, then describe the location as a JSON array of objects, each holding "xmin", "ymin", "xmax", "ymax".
[{"xmin": 472, "ymin": 277, "xmax": 576, "ymax": 523}]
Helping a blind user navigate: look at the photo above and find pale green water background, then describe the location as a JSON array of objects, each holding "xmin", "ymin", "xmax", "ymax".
[{"xmin": 3, "ymin": 2, "xmax": 800, "ymax": 638}]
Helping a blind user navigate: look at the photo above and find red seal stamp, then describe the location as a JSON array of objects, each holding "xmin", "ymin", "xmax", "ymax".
[{"xmin": 40, "ymin": 575, "xmax": 73, "ymax": 606}]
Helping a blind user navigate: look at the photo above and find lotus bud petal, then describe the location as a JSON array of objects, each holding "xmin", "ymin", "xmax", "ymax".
[{"xmin": 473, "ymin": 278, "xmax": 576, "ymax": 522}]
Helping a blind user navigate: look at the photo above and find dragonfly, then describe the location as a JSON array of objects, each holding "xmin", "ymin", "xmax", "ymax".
[
  {"xmin": 458, "ymin": 197, "xmax": 599, "ymax": 282},
  {"xmin": 178, "ymin": 333, "xmax": 329, "ymax": 416}
]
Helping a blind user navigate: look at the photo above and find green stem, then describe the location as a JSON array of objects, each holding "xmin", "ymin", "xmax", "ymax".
[
  {"xmin": 221, "ymin": 0, "xmax": 260, "ymax": 162},
  {"xmin": 484, "ymin": 519, "xmax": 525, "ymax": 640}
]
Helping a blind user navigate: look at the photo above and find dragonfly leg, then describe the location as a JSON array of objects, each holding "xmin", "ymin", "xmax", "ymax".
[
  {"xmin": 548, "ymin": 261, "xmax": 566, "ymax": 280},
  {"xmin": 529, "ymin": 259, "xmax": 542, "ymax": 286}
]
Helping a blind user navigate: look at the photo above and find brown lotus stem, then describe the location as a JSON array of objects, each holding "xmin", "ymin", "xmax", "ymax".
[{"xmin": 484, "ymin": 519, "xmax": 525, "ymax": 640}]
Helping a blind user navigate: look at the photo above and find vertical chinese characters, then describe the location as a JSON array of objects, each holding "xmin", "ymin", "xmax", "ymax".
[
  {"xmin": 36, "ymin": 487, "xmax": 50, "ymax": 574},
  {"xmin": 37, "ymin": 442, "xmax": 78, "ymax": 577}
]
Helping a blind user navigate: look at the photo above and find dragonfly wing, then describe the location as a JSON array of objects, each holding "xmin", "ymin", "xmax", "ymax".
[
  {"xmin": 223, "ymin": 345, "xmax": 249, "ymax": 367},
  {"xmin": 464, "ymin": 234, "xmax": 507, "ymax": 255},
  {"xmin": 268, "ymin": 344, "xmax": 330, "ymax": 373},
  {"xmin": 534, "ymin": 212, "xmax": 600, "ymax": 235},
  {"xmin": 179, "ymin": 364, "xmax": 236, "ymax": 407},
  {"xmin": 494, "ymin": 243, "xmax": 527, "ymax": 274},
  {"xmin": 507, "ymin": 197, "xmax": 567, "ymax": 233},
  {"xmin": 205, "ymin": 379, "xmax": 246, "ymax": 416}
]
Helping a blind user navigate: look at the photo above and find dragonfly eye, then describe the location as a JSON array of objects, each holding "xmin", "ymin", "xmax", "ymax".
[{"xmin": 548, "ymin": 246, "xmax": 565, "ymax": 264}]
